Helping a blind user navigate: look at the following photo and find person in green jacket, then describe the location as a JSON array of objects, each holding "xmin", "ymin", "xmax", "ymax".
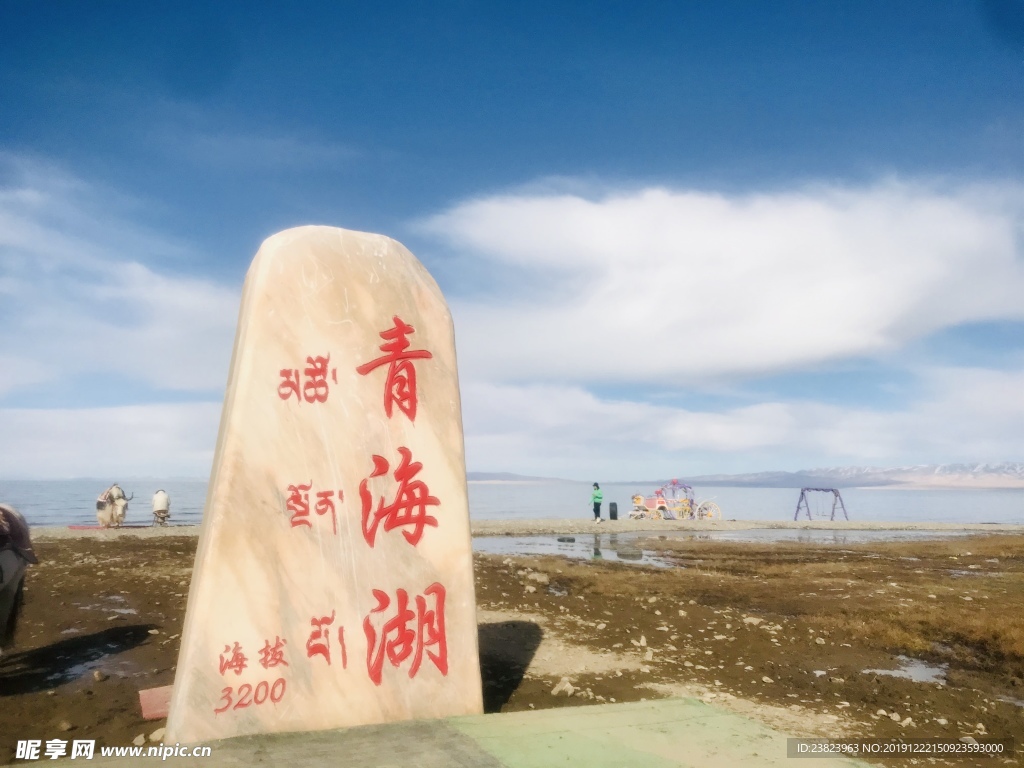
[{"xmin": 591, "ymin": 483, "xmax": 604, "ymax": 523}]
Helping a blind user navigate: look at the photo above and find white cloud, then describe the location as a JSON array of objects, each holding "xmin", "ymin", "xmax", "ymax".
[
  {"xmin": 425, "ymin": 180, "xmax": 1024, "ymax": 383},
  {"xmin": 461, "ymin": 366, "xmax": 1024, "ymax": 479},
  {"xmin": 4, "ymin": 163, "xmax": 1023, "ymax": 479},
  {"xmin": 0, "ymin": 403, "xmax": 221, "ymax": 479},
  {"xmin": 0, "ymin": 154, "xmax": 239, "ymax": 395}
]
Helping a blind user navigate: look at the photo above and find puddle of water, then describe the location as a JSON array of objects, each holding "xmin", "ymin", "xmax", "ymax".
[
  {"xmin": 45, "ymin": 657, "xmax": 143, "ymax": 684},
  {"xmin": 696, "ymin": 530, "xmax": 978, "ymax": 545},
  {"xmin": 949, "ymin": 570, "xmax": 1002, "ymax": 578},
  {"xmin": 997, "ymin": 695, "xmax": 1024, "ymax": 708},
  {"xmin": 473, "ymin": 528, "xmax": 982, "ymax": 564},
  {"xmin": 863, "ymin": 655, "xmax": 947, "ymax": 684},
  {"xmin": 473, "ymin": 534, "xmax": 673, "ymax": 567}
]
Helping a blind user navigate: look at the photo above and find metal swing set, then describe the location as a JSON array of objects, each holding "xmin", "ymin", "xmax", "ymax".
[{"xmin": 793, "ymin": 487, "xmax": 849, "ymax": 521}]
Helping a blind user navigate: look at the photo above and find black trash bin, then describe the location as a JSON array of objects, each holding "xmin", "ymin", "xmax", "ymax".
[{"xmin": 609, "ymin": 502, "xmax": 618, "ymax": 521}]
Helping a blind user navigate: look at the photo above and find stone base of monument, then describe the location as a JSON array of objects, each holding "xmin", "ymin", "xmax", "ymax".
[
  {"xmin": 102, "ymin": 697, "xmax": 870, "ymax": 767},
  {"xmin": 139, "ymin": 685, "xmax": 174, "ymax": 720}
]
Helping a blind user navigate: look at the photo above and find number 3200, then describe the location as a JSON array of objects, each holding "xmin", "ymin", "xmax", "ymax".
[{"xmin": 215, "ymin": 678, "xmax": 286, "ymax": 713}]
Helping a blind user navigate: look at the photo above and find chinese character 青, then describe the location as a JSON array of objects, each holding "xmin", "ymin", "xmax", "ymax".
[{"xmin": 356, "ymin": 316, "xmax": 433, "ymax": 421}]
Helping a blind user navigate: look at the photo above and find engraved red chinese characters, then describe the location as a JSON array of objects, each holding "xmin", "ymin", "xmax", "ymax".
[
  {"xmin": 258, "ymin": 636, "xmax": 288, "ymax": 669},
  {"xmin": 218, "ymin": 642, "xmax": 247, "ymax": 676},
  {"xmin": 362, "ymin": 583, "xmax": 447, "ymax": 686},
  {"xmin": 359, "ymin": 447, "xmax": 439, "ymax": 547},
  {"xmin": 356, "ymin": 316, "xmax": 433, "ymax": 422}
]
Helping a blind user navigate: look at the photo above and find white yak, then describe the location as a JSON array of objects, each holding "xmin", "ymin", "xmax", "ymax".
[{"xmin": 96, "ymin": 484, "xmax": 132, "ymax": 527}]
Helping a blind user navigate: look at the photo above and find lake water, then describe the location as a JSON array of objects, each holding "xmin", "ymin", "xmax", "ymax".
[{"xmin": 2, "ymin": 478, "xmax": 1022, "ymax": 528}]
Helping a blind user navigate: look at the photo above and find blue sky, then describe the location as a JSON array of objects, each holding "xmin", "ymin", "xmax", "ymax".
[{"xmin": 1, "ymin": 0, "xmax": 1023, "ymax": 480}]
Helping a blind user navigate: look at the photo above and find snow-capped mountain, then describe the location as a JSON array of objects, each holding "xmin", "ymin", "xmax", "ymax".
[{"xmin": 686, "ymin": 463, "xmax": 1024, "ymax": 489}]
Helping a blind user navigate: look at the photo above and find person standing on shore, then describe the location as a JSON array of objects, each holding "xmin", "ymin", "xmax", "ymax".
[
  {"xmin": 592, "ymin": 483, "xmax": 604, "ymax": 523},
  {"xmin": 152, "ymin": 489, "xmax": 171, "ymax": 526}
]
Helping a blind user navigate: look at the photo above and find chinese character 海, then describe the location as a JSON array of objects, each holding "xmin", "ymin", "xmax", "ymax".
[
  {"xmin": 356, "ymin": 316, "xmax": 432, "ymax": 421},
  {"xmin": 258, "ymin": 636, "xmax": 288, "ymax": 669},
  {"xmin": 359, "ymin": 447, "xmax": 439, "ymax": 547},
  {"xmin": 363, "ymin": 583, "xmax": 448, "ymax": 685},
  {"xmin": 218, "ymin": 642, "xmax": 248, "ymax": 675}
]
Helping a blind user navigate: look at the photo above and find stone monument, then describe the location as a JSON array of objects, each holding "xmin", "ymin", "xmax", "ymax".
[{"xmin": 165, "ymin": 226, "xmax": 483, "ymax": 743}]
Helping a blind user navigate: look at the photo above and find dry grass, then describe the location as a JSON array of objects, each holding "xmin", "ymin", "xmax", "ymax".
[{"xmin": 638, "ymin": 533, "xmax": 1024, "ymax": 678}]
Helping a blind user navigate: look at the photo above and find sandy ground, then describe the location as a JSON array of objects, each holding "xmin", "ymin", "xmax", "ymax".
[{"xmin": 2, "ymin": 524, "xmax": 1023, "ymax": 766}]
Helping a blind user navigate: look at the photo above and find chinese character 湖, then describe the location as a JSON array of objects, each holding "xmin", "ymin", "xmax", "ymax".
[{"xmin": 363, "ymin": 583, "xmax": 448, "ymax": 685}]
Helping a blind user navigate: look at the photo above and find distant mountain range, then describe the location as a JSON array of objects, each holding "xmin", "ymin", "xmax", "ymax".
[
  {"xmin": 468, "ymin": 463, "xmax": 1024, "ymax": 489},
  {"xmin": 465, "ymin": 472, "xmax": 572, "ymax": 482},
  {"xmin": 686, "ymin": 462, "xmax": 1024, "ymax": 489}
]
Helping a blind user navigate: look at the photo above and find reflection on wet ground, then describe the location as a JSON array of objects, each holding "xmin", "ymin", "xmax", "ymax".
[
  {"xmin": 472, "ymin": 528, "xmax": 980, "ymax": 565},
  {"xmin": 863, "ymin": 655, "xmax": 947, "ymax": 684},
  {"xmin": 473, "ymin": 533, "xmax": 672, "ymax": 566}
]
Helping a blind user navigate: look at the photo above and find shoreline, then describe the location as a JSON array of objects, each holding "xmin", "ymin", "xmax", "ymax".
[{"xmin": 28, "ymin": 517, "xmax": 1024, "ymax": 540}]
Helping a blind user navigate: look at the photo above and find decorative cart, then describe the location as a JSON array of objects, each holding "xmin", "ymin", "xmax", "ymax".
[{"xmin": 630, "ymin": 479, "xmax": 721, "ymax": 520}]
